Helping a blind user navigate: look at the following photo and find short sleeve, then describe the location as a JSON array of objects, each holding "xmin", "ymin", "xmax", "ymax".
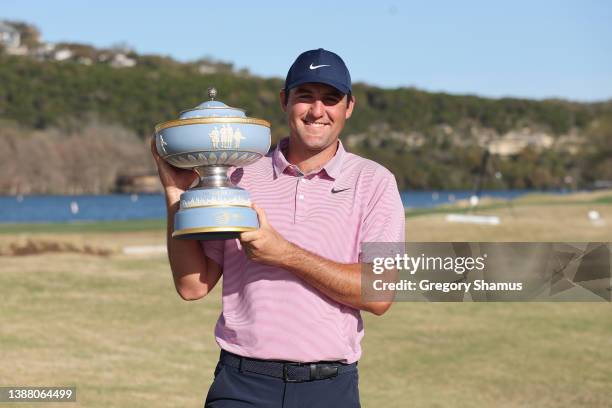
[
  {"xmin": 200, "ymin": 240, "xmax": 225, "ymax": 267},
  {"xmin": 360, "ymin": 168, "xmax": 406, "ymax": 244}
]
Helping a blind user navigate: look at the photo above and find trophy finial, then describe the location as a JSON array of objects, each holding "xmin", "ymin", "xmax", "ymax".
[{"xmin": 208, "ymin": 87, "xmax": 217, "ymax": 100}]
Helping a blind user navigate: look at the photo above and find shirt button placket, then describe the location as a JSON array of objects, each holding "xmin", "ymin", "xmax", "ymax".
[{"xmin": 295, "ymin": 176, "xmax": 306, "ymax": 223}]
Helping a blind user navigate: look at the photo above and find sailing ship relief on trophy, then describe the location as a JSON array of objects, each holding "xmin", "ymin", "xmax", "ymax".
[{"xmin": 154, "ymin": 87, "xmax": 271, "ymax": 240}]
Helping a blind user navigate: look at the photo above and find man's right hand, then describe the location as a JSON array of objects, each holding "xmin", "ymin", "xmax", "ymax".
[{"xmin": 150, "ymin": 135, "xmax": 198, "ymax": 204}]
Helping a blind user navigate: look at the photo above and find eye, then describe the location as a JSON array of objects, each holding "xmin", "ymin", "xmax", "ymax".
[
  {"xmin": 324, "ymin": 96, "xmax": 341, "ymax": 105},
  {"xmin": 296, "ymin": 93, "xmax": 314, "ymax": 102}
]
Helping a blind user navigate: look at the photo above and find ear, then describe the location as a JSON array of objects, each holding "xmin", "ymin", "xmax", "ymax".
[
  {"xmin": 345, "ymin": 94, "xmax": 355, "ymax": 119},
  {"xmin": 279, "ymin": 88, "xmax": 287, "ymax": 112}
]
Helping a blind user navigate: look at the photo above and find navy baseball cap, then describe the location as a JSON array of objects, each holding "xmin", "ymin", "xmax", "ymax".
[{"xmin": 284, "ymin": 48, "xmax": 352, "ymax": 95}]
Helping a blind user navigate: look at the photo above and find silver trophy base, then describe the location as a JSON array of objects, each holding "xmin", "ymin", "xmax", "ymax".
[{"xmin": 172, "ymin": 166, "xmax": 259, "ymax": 240}]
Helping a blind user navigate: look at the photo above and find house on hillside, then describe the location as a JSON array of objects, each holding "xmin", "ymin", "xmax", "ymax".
[
  {"xmin": 53, "ymin": 48, "xmax": 74, "ymax": 61},
  {"xmin": 0, "ymin": 21, "xmax": 19, "ymax": 47},
  {"xmin": 0, "ymin": 21, "xmax": 27, "ymax": 55},
  {"xmin": 110, "ymin": 53, "xmax": 136, "ymax": 68},
  {"xmin": 32, "ymin": 42, "xmax": 56, "ymax": 59}
]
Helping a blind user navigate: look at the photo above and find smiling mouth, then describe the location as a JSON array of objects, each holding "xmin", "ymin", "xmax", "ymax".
[{"xmin": 303, "ymin": 120, "xmax": 330, "ymax": 127}]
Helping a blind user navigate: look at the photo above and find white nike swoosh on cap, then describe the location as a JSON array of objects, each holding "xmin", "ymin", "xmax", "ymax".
[{"xmin": 309, "ymin": 63, "xmax": 331, "ymax": 70}]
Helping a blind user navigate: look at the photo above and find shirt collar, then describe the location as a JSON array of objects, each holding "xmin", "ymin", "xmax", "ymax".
[{"xmin": 272, "ymin": 137, "xmax": 346, "ymax": 180}]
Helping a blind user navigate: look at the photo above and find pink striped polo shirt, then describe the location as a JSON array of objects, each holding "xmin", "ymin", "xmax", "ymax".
[{"xmin": 202, "ymin": 137, "xmax": 405, "ymax": 363}]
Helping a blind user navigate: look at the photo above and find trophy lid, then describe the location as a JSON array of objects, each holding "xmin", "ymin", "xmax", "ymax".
[{"xmin": 179, "ymin": 87, "xmax": 247, "ymax": 119}]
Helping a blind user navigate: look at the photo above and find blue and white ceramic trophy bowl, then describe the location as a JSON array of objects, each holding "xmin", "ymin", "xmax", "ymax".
[{"xmin": 155, "ymin": 87, "xmax": 271, "ymax": 240}]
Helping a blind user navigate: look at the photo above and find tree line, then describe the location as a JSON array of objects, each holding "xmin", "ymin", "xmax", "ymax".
[{"xmin": 0, "ymin": 53, "xmax": 610, "ymax": 193}]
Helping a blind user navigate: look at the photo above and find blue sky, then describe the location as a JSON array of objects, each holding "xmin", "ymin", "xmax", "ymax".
[{"xmin": 2, "ymin": 0, "xmax": 611, "ymax": 101}]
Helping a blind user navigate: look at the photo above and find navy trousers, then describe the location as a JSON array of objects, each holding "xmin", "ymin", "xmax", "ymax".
[{"xmin": 204, "ymin": 358, "xmax": 361, "ymax": 408}]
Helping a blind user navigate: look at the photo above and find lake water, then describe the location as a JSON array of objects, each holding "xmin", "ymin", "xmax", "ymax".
[{"xmin": 0, "ymin": 190, "xmax": 568, "ymax": 224}]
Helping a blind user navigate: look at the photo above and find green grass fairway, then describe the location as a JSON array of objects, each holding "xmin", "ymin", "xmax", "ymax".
[
  {"xmin": 0, "ymin": 219, "xmax": 165, "ymax": 235},
  {"xmin": 1, "ymin": 191, "xmax": 611, "ymax": 407},
  {"xmin": 1, "ymin": 253, "xmax": 610, "ymax": 407},
  {"xmin": 405, "ymin": 191, "xmax": 612, "ymax": 242}
]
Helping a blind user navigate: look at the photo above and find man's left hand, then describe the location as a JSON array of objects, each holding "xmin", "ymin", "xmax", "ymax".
[{"xmin": 240, "ymin": 204, "xmax": 292, "ymax": 266}]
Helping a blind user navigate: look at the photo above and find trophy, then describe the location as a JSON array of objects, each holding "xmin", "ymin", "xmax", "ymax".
[{"xmin": 154, "ymin": 87, "xmax": 271, "ymax": 240}]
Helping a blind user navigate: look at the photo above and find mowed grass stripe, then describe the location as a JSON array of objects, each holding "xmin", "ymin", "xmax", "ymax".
[{"xmin": 0, "ymin": 219, "xmax": 165, "ymax": 234}]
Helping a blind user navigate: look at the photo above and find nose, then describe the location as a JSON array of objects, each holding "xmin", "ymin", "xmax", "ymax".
[{"xmin": 309, "ymin": 99, "xmax": 325, "ymax": 118}]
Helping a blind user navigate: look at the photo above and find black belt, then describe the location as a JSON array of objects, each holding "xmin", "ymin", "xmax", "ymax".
[{"xmin": 219, "ymin": 350, "xmax": 357, "ymax": 383}]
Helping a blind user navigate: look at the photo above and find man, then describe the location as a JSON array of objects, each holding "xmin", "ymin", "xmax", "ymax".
[{"xmin": 151, "ymin": 48, "xmax": 405, "ymax": 407}]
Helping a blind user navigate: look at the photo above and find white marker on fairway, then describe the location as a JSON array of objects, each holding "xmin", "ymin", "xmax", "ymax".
[
  {"xmin": 446, "ymin": 214, "xmax": 501, "ymax": 225},
  {"xmin": 587, "ymin": 210, "xmax": 606, "ymax": 227}
]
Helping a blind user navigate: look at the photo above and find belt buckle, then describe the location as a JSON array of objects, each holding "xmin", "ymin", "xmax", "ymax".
[
  {"xmin": 283, "ymin": 362, "xmax": 304, "ymax": 383},
  {"xmin": 312, "ymin": 363, "xmax": 339, "ymax": 380}
]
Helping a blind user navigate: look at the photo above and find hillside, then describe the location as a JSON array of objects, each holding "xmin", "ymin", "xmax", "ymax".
[{"xmin": 1, "ymin": 32, "xmax": 611, "ymax": 193}]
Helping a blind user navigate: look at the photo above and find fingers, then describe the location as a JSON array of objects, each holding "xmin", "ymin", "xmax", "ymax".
[
  {"xmin": 240, "ymin": 205, "xmax": 265, "ymax": 243},
  {"xmin": 239, "ymin": 230, "xmax": 258, "ymax": 242},
  {"xmin": 251, "ymin": 203, "xmax": 268, "ymax": 227}
]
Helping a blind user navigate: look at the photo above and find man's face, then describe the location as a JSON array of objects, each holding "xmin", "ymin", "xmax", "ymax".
[{"xmin": 280, "ymin": 82, "xmax": 355, "ymax": 152}]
